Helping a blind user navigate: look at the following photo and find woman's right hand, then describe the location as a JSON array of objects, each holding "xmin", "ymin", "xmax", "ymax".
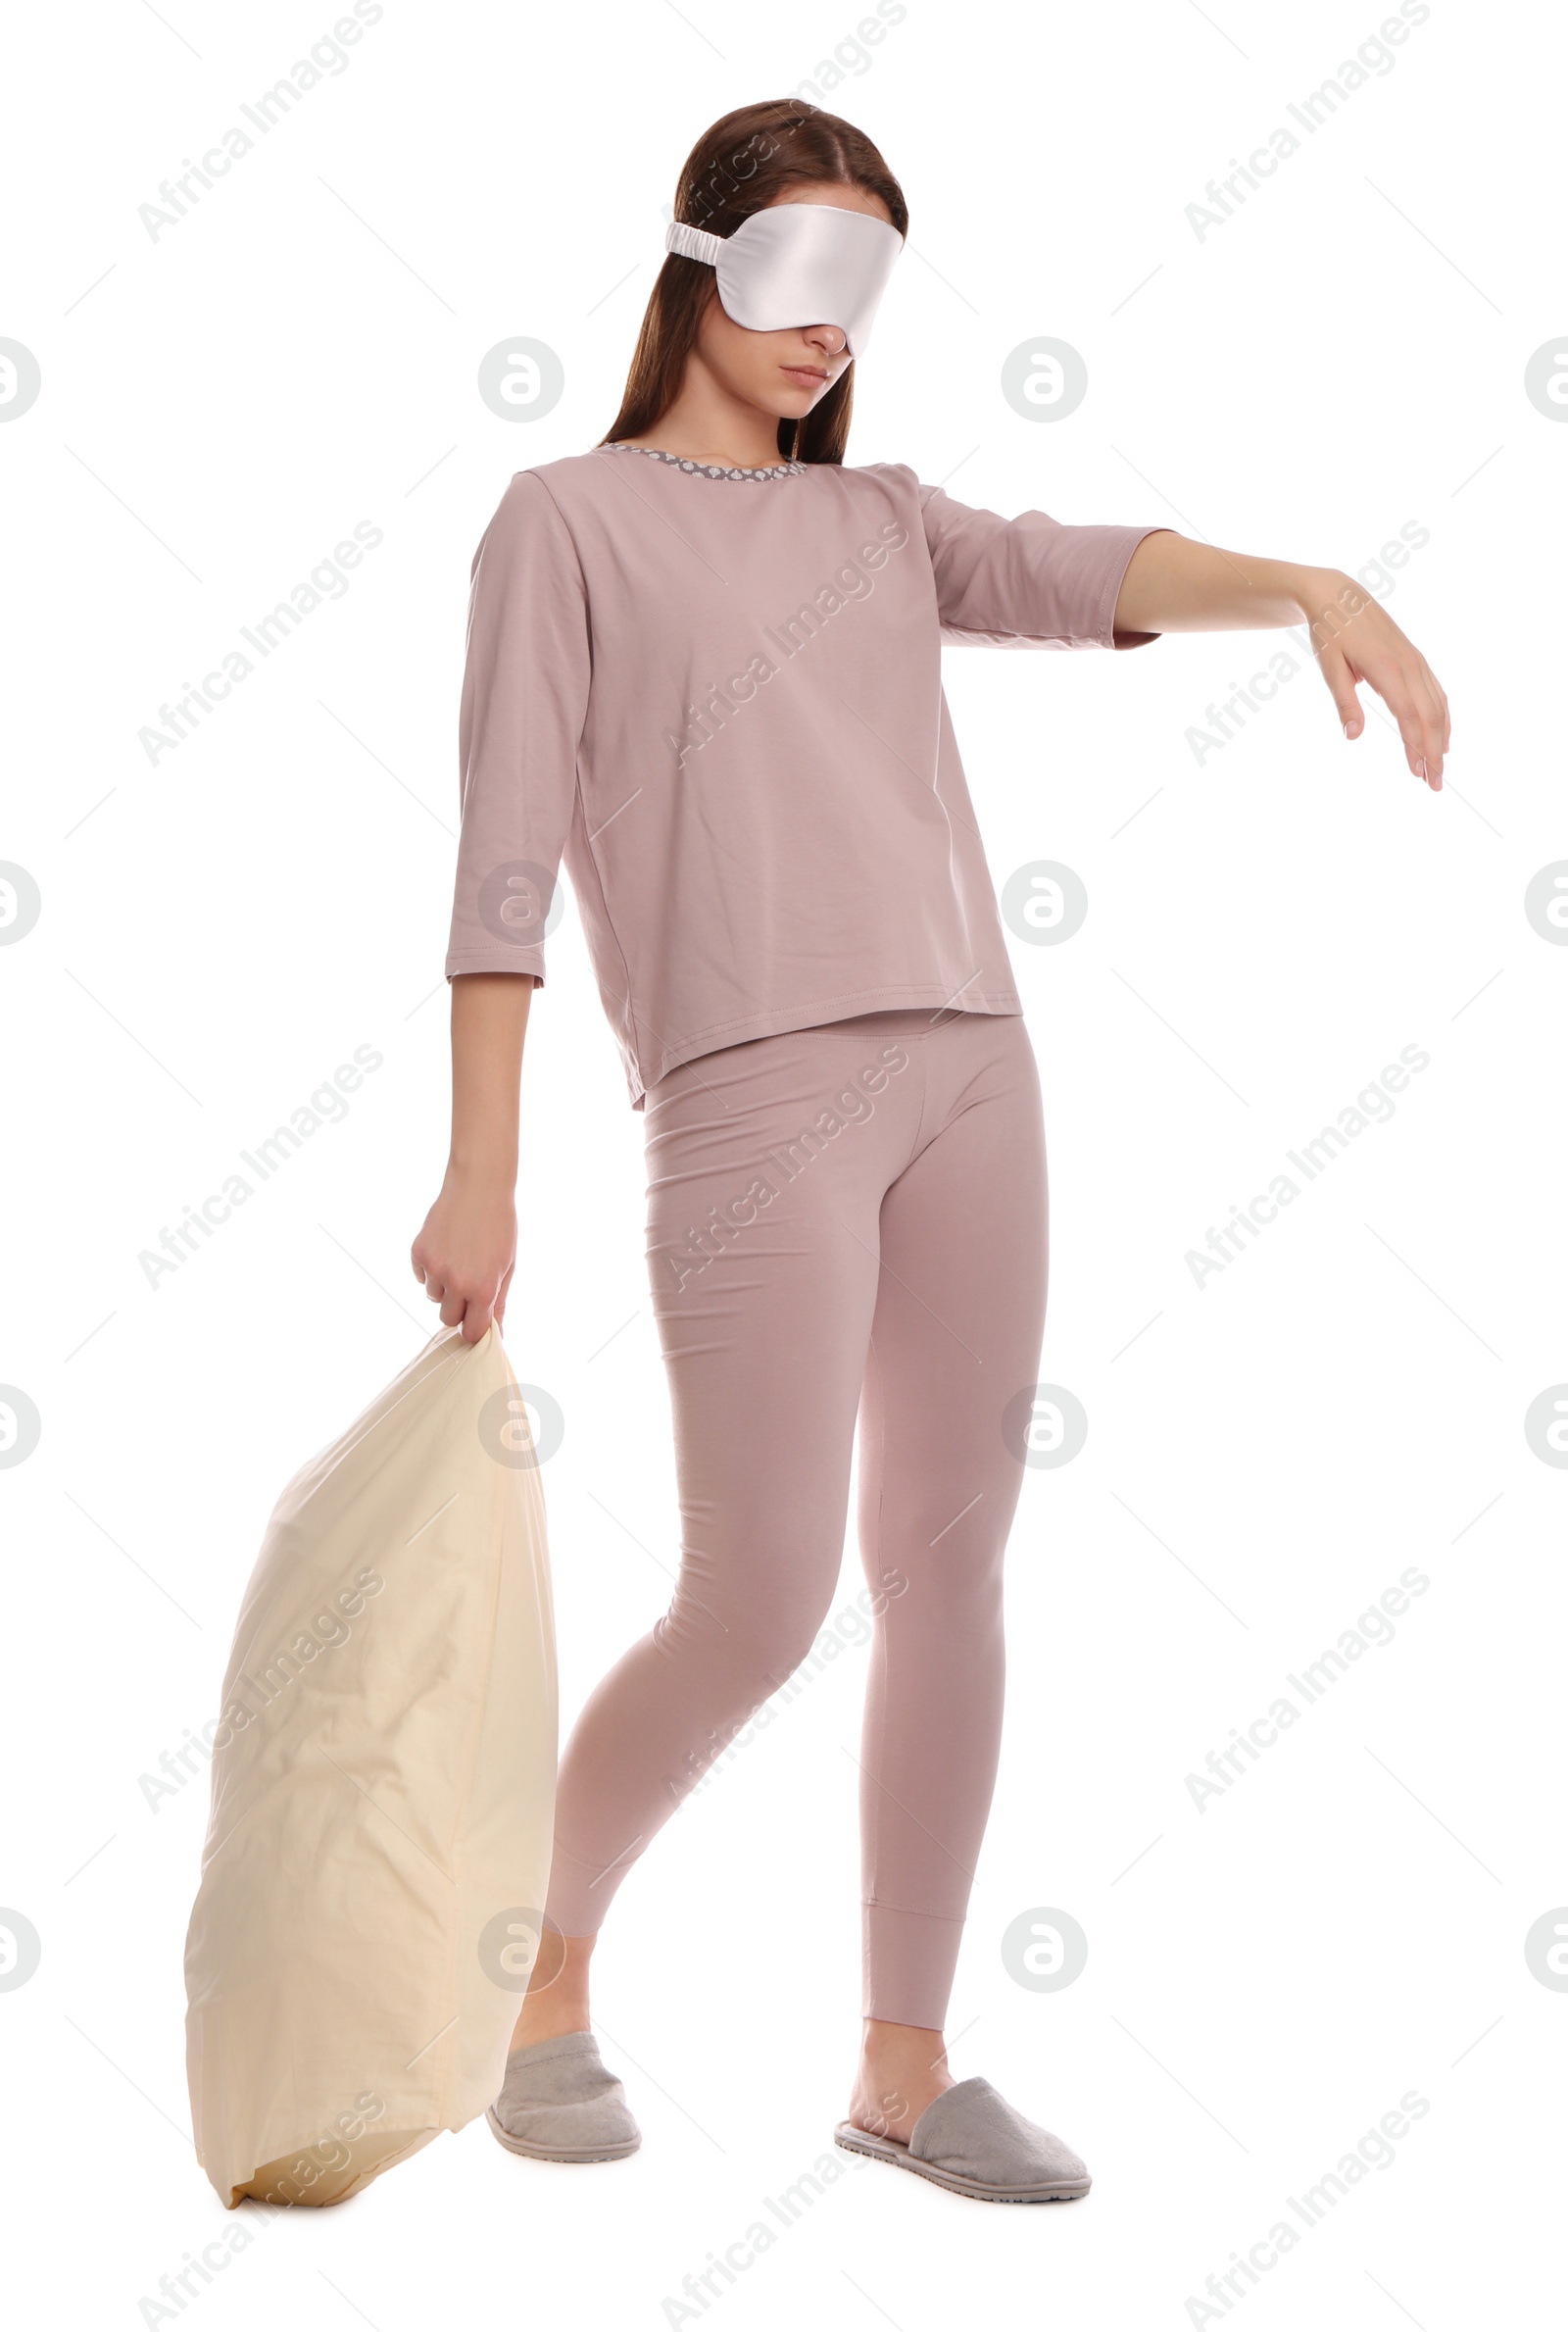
[
  {"xmin": 416, "ymin": 970, "xmax": 534, "ymax": 1343},
  {"xmin": 411, "ymin": 1164, "xmax": 517, "ymax": 1344}
]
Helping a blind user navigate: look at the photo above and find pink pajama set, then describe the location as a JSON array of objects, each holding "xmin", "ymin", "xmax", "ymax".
[{"xmin": 446, "ymin": 440, "xmax": 1162, "ymax": 2028}]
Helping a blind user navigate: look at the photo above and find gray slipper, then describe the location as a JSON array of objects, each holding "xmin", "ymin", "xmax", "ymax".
[
  {"xmin": 834, "ymin": 2075, "xmax": 1090, "ymax": 2204},
  {"xmin": 486, "ymin": 2030, "xmax": 641, "ymax": 2162}
]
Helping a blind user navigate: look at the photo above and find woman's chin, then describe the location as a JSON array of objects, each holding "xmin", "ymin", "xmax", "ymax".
[{"xmin": 763, "ymin": 389, "xmax": 824, "ymax": 421}]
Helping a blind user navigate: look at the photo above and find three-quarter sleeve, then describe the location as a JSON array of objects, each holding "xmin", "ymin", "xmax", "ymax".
[
  {"xmin": 444, "ymin": 471, "xmax": 592, "ymax": 984},
  {"xmin": 914, "ymin": 474, "xmax": 1167, "ymax": 652}
]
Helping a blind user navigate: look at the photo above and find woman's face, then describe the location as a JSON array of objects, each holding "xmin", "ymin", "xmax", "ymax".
[{"xmin": 693, "ymin": 180, "xmax": 896, "ymax": 422}]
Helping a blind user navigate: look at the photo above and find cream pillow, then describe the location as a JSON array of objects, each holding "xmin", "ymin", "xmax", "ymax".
[{"xmin": 183, "ymin": 1323, "xmax": 557, "ymax": 2207}]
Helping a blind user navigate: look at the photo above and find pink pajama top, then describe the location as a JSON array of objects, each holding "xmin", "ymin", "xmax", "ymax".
[{"xmin": 445, "ymin": 441, "xmax": 1163, "ymax": 1107}]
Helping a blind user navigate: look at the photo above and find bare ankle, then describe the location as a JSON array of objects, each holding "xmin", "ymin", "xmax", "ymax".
[
  {"xmin": 852, "ymin": 2017, "xmax": 954, "ymax": 2137},
  {"xmin": 507, "ymin": 1927, "xmax": 597, "ymax": 2053}
]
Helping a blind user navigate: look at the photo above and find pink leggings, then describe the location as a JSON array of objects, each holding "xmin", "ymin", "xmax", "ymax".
[{"xmin": 542, "ymin": 1007, "xmax": 1049, "ymax": 2029}]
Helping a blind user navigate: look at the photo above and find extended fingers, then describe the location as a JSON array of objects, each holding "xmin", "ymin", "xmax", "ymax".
[
  {"xmin": 1416, "ymin": 663, "xmax": 1448, "ymax": 787},
  {"xmin": 1390, "ymin": 678, "xmax": 1432, "ymax": 784},
  {"xmin": 1352, "ymin": 643, "xmax": 1448, "ymax": 789},
  {"xmin": 1395, "ymin": 658, "xmax": 1447, "ymax": 787}
]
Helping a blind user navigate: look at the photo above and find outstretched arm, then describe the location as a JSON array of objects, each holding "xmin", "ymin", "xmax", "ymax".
[{"xmin": 1113, "ymin": 530, "xmax": 1449, "ymax": 790}]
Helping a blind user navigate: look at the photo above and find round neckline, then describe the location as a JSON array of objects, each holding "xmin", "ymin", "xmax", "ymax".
[{"xmin": 604, "ymin": 440, "xmax": 807, "ymax": 481}]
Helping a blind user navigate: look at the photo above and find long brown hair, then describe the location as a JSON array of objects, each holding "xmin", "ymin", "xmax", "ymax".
[{"xmin": 599, "ymin": 100, "xmax": 908, "ymax": 467}]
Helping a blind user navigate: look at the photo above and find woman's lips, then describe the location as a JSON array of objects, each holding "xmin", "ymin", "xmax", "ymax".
[{"xmin": 780, "ymin": 365, "xmax": 827, "ymax": 386}]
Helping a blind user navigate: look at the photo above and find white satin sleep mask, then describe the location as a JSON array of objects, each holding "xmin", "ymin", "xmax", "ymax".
[{"xmin": 664, "ymin": 201, "xmax": 903, "ymax": 358}]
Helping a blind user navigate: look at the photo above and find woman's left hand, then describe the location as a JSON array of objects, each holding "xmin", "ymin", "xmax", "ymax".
[
  {"xmin": 1112, "ymin": 533, "xmax": 1452, "ymax": 790},
  {"xmin": 1298, "ymin": 571, "xmax": 1450, "ymax": 790}
]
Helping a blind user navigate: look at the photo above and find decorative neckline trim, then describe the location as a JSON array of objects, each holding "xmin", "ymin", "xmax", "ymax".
[{"xmin": 605, "ymin": 441, "xmax": 806, "ymax": 481}]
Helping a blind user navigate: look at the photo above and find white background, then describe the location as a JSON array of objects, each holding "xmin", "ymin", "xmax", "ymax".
[{"xmin": 3, "ymin": 1, "xmax": 1564, "ymax": 2325}]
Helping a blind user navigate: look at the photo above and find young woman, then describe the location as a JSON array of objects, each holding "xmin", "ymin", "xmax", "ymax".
[{"xmin": 412, "ymin": 99, "xmax": 1449, "ymax": 2205}]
